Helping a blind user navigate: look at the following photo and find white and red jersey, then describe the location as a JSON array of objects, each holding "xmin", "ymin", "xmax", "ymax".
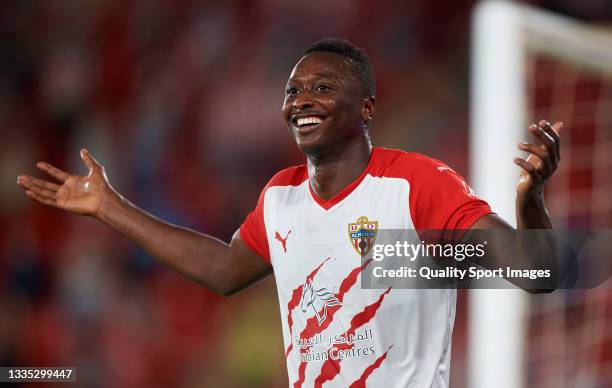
[{"xmin": 240, "ymin": 147, "xmax": 493, "ymax": 388}]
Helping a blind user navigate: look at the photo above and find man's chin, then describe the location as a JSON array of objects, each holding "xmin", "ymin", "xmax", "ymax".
[
  {"xmin": 295, "ymin": 141, "xmax": 316, "ymax": 156},
  {"xmin": 290, "ymin": 127, "xmax": 335, "ymax": 159},
  {"xmin": 295, "ymin": 140, "xmax": 334, "ymax": 160}
]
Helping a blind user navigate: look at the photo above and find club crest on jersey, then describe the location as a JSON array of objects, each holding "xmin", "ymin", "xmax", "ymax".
[{"xmin": 348, "ymin": 216, "xmax": 378, "ymax": 256}]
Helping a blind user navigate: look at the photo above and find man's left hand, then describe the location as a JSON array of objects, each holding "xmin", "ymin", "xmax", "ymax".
[{"xmin": 514, "ymin": 120, "xmax": 563, "ymax": 199}]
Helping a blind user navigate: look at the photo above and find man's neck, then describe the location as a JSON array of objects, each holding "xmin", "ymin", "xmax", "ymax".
[{"xmin": 307, "ymin": 137, "xmax": 372, "ymax": 201}]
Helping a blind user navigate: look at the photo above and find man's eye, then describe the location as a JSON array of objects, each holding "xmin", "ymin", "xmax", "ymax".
[
  {"xmin": 286, "ymin": 87, "xmax": 298, "ymax": 95},
  {"xmin": 315, "ymin": 85, "xmax": 330, "ymax": 92}
]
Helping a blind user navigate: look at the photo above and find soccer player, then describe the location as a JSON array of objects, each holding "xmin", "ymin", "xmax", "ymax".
[{"xmin": 17, "ymin": 39, "xmax": 561, "ymax": 387}]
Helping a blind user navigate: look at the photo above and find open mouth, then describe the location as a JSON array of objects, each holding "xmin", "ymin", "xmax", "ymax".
[{"xmin": 292, "ymin": 116, "xmax": 326, "ymax": 133}]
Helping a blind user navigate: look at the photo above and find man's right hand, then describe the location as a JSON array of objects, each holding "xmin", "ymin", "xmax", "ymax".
[{"xmin": 17, "ymin": 149, "xmax": 117, "ymax": 217}]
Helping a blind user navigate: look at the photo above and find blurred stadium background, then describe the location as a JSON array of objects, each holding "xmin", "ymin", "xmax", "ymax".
[{"xmin": 1, "ymin": 1, "xmax": 611, "ymax": 387}]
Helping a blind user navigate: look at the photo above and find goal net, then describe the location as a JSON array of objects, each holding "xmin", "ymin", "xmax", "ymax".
[{"xmin": 470, "ymin": 1, "xmax": 612, "ymax": 387}]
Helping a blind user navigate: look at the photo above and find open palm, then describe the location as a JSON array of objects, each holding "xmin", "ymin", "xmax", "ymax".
[{"xmin": 17, "ymin": 149, "xmax": 115, "ymax": 217}]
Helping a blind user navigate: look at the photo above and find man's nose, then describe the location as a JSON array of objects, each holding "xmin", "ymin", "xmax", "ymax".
[{"xmin": 293, "ymin": 91, "xmax": 315, "ymax": 110}]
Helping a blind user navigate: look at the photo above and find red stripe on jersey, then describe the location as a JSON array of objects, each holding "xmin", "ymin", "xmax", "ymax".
[
  {"xmin": 348, "ymin": 346, "xmax": 393, "ymax": 388},
  {"xmin": 292, "ymin": 261, "xmax": 374, "ymax": 388},
  {"xmin": 312, "ymin": 288, "xmax": 392, "ymax": 387},
  {"xmin": 285, "ymin": 257, "xmax": 331, "ymax": 357},
  {"xmin": 290, "ymin": 259, "xmax": 372, "ymax": 358}
]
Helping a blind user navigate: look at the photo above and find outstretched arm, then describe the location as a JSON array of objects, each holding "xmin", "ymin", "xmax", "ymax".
[
  {"xmin": 465, "ymin": 120, "xmax": 571, "ymax": 291},
  {"xmin": 16, "ymin": 149, "xmax": 272, "ymax": 296}
]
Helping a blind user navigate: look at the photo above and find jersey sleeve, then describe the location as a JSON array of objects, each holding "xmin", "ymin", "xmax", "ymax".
[
  {"xmin": 240, "ymin": 183, "xmax": 271, "ymax": 264},
  {"xmin": 239, "ymin": 166, "xmax": 307, "ymax": 264},
  {"xmin": 406, "ymin": 155, "xmax": 494, "ymax": 231}
]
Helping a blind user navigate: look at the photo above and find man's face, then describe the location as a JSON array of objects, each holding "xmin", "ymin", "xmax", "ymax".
[{"xmin": 282, "ymin": 52, "xmax": 368, "ymax": 157}]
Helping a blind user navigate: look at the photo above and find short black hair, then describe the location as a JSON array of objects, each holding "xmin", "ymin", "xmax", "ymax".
[{"xmin": 303, "ymin": 38, "xmax": 375, "ymax": 97}]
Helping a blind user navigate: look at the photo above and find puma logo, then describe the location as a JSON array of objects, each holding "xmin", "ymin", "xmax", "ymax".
[{"xmin": 275, "ymin": 230, "xmax": 291, "ymax": 253}]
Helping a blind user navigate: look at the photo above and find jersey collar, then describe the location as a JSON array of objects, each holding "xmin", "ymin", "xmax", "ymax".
[{"xmin": 307, "ymin": 148, "xmax": 378, "ymax": 210}]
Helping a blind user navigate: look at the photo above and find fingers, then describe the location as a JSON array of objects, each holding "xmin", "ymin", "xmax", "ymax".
[
  {"xmin": 80, "ymin": 148, "xmax": 102, "ymax": 171},
  {"xmin": 515, "ymin": 119, "xmax": 564, "ymax": 191},
  {"xmin": 17, "ymin": 175, "xmax": 57, "ymax": 197},
  {"xmin": 17, "ymin": 175, "xmax": 59, "ymax": 192},
  {"xmin": 551, "ymin": 121, "xmax": 563, "ymax": 134},
  {"xmin": 514, "ymin": 157, "xmax": 543, "ymax": 184},
  {"xmin": 528, "ymin": 123, "xmax": 555, "ymax": 151},
  {"xmin": 24, "ymin": 189, "xmax": 60, "ymax": 209},
  {"xmin": 518, "ymin": 142, "xmax": 548, "ymax": 161},
  {"xmin": 18, "ymin": 176, "xmax": 60, "ymax": 207},
  {"xmin": 522, "ymin": 119, "xmax": 561, "ymax": 167},
  {"xmin": 539, "ymin": 120, "xmax": 562, "ymax": 157},
  {"xmin": 36, "ymin": 162, "xmax": 69, "ymax": 183},
  {"xmin": 32, "ymin": 185, "xmax": 57, "ymax": 199}
]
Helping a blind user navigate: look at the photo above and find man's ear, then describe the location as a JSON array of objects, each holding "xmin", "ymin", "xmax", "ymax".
[{"xmin": 362, "ymin": 96, "xmax": 376, "ymax": 123}]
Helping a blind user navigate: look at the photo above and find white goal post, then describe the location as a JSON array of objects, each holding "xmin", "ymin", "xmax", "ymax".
[{"xmin": 469, "ymin": 1, "xmax": 612, "ymax": 388}]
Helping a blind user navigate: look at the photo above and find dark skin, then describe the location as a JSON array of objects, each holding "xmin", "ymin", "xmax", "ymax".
[
  {"xmin": 16, "ymin": 51, "xmax": 562, "ymax": 295},
  {"xmin": 282, "ymin": 52, "xmax": 375, "ymax": 201}
]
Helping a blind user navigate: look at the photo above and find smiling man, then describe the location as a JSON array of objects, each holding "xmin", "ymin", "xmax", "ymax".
[{"xmin": 17, "ymin": 39, "xmax": 562, "ymax": 387}]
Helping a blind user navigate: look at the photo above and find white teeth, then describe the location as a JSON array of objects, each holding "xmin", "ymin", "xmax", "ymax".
[{"xmin": 296, "ymin": 116, "xmax": 323, "ymax": 127}]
